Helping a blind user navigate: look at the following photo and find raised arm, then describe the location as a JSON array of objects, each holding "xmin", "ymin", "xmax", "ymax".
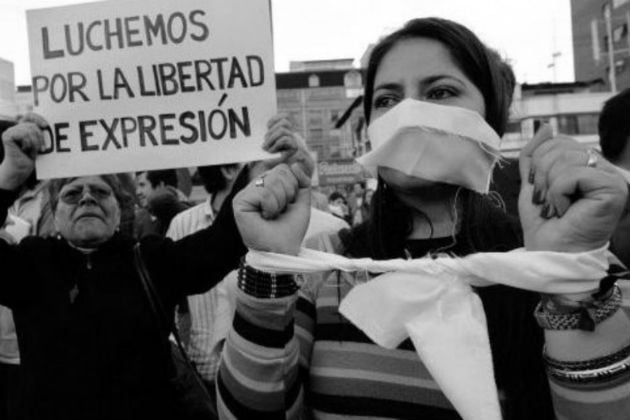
[
  {"xmin": 216, "ymin": 160, "xmax": 313, "ymax": 419},
  {"xmin": 143, "ymin": 114, "xmax": 315, "ymax": 299},
  {"xmin": 519, "ymin": 126, "xmax": 630, "ymax": 419},
  {"xmin": 0, "ymin": 114, "xmax": 47, "ymax": 308}
]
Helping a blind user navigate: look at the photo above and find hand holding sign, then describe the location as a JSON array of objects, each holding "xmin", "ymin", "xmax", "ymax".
[
  {"xmin": 27, "ymin": 0, "xmax": 276, "ymax": 179},
  {"xmin": 251, "ymin": 114, "xmax": 315, "ymax": 180},
  {"xmin": 0, "ymin": 114, "xmax": 47, "ymax": 191}
]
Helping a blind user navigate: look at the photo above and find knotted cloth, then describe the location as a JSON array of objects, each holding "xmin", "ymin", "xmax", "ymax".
[{"xmin": 246, "ymin": 246, "xmax": 610, "ymax": 420}]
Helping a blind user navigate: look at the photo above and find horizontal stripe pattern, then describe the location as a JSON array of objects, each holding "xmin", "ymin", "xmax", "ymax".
[
  {"xmin": 233, "ymin": 311, "xmax": 294, "ymax": 349},
  {"xmin": 310, "ymin": 393, "xmax": 460, "ymax": 420},
  {"xmin": 218, "ymin": 261, "xmax": 630, "ymax": 419}
]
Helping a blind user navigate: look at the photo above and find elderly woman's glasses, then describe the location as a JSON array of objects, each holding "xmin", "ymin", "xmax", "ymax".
[{"xmin": 59, "ymin": 184, "xmax": 113, "ymax": 205}]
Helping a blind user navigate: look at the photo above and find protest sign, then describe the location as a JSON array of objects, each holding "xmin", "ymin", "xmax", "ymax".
[
  {"xmin": 27, "ymin": 0, "xmax": 276, "ymax": 178},
  {"xmin": 318, "ymin": 159, "xmax": 365, "ymax": 186}
]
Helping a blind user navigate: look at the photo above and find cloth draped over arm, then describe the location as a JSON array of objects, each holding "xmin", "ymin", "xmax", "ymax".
[{"xmin": 245, "ymin": 245, "xmax": 610, "ymax": 420}]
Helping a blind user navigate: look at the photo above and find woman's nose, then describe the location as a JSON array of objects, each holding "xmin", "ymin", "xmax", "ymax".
[{"xmin": 78, "ymin": 186, "xmax": 98, "ymax": 205}]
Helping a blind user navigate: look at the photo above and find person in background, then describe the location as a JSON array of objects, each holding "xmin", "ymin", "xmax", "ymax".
[
  {"xmin": 134, "ymin": 169, "xmax": 191, "ymax": 239},
  {"xmin": 310, "ymin": 188, "xmax": 330, "ymax": 212},
  {"xmin": 346, "ymin": 182, "xmax": 365, "ymax": 225},
  {"xmin": 599, "ymin": 88, "xmax": 630, "ymax": 268},
  {"xmin": 218, "ymin": 18, "xmax": 630, "ymax": 420},
  {"xmin": 166, "ymin": 114, "xmax": 343, "ymax": 394},
  {"xmin": 353, "ymin": 186, "xmax": 375, "ymax": 226},
  {"xmin": 328, "ymin": 191, "xmax": 350, "ymax": 224},
  {"xmin": 166, "ymin": 162, "xmax": 242, "ymax": 391}
]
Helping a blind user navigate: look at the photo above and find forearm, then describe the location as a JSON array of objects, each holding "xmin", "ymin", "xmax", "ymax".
[
  {"xmin": 169, "ymin": 182, "xmax": 247, "ymax": 295},
  {"xmin": 0, "ymin": 189, "xmax": 28, "ymax": 308},
  {"xmin": 544, "ymin": 284, "xmax": 630, "ymax": 419},
  {"xmin": 217, "ymin": 289, "xmax": 303, "ymax": 419},
  {"xmin": 0, "ymin": 189, "xmax": 19, "ymax": 227}
]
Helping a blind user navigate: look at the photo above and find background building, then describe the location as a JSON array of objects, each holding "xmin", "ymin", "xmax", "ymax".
[
  {"xmin": 275, "ymin": 59, "xmax": 364, "ymax": 161},
  {"xmin": 502, "ymin": 81, "xmax": 610, "ymax": 157},
  {"xmin": 572, "ymin": 0, "xmax": 630, "ymax": 91},
  {"xmin": 15, "ymin": 85, "xmax": 34, "ymax": 116},
  {"xmin": 0, "ymin": 58, "xmax": 17, "ymax": 123}
]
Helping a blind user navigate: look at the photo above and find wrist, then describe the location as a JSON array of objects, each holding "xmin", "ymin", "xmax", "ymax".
[
  {"xmin": 543, "ymin": 342, "xmax": 630, "ymax": 384},
  {"xmin": 0, "ymin": 167, "xmax": 25, "ymax": 192},
  {"xmin": 524, "ymin": 237, "xmax": 609, "ymax": 253},
  {"xmin": 237, "ymin": 260, "xmax": 300, "ymax": 299},
  {"xmin": 535, "ymin": 284, "xmax": 622, "ymax": 331}
]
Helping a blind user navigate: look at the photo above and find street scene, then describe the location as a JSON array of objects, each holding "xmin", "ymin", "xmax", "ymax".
[{"xmin": 0, "ymin": 0, "xmax": 630, "ymax": 419}]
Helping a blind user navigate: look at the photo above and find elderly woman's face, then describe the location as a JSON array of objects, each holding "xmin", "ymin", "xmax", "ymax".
[
  {"xmin": 370, "ymin": 37, "xmax": 486, "ymax": 191},
  {"xmin": 53, "ymin": 176, "xmax": 121, "ymax": 248}
]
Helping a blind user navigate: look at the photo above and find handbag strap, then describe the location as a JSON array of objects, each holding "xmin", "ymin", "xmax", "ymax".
[{"xmin": 132, "ymin": 243, "xmax": 194, "ymax": 367}]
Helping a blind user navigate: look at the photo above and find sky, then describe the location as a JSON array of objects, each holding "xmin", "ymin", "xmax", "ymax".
[{"xmin": 0, "ymin": 0, "xmax": 574, "ymax": 87}]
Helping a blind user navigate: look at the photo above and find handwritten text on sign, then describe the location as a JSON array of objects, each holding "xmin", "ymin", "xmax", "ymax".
[{"xmin": 27, "ymin": 0, "xmax": 276, "ymax": 178}]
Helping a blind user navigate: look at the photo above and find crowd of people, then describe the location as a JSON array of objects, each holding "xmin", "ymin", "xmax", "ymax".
[{"xmin": 1, "ymin": 15, "xmax": 630, "ymax": 420}]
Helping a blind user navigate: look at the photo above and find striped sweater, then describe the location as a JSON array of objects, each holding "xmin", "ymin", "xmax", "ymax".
[{"xmin": 217, "ymin": 248, "xmax": 630, "ymax": 419}]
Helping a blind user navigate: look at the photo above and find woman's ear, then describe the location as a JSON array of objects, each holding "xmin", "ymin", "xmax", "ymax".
[{"xmin": 221, "ymin": 166, "xmax": 239, "ymax": 182}]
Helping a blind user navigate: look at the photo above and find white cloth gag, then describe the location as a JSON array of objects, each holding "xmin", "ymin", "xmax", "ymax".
[
  {"xmin": 359, "ymin": 99, "xmax": 502, "ymax": 194},
  {"xmin": 245, "ymin": 246, "xmax": 610, "ymax": 420}
]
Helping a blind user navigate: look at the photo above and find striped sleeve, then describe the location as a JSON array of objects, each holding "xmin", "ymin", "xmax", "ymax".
[
  {"xmin": 217, "ymin": 284, "xmax": 315, "ymax": 419},
  {"xmin": 548, "ymin": 263, "xmax": 630, "ymax": 419}
]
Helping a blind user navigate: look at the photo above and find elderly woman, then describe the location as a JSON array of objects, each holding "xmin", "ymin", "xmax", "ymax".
[{"xmin": 0, "ymin": 113, "xmax": 303, "ymax": 419}]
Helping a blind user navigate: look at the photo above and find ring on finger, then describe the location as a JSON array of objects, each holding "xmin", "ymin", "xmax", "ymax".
[
  {"xmin": 585, "ymin": 148, "xmax": 599, "ymax": 168},
  {"xmin": 254, "ymin": 174, "xmax": 266, "ymax": 188}
]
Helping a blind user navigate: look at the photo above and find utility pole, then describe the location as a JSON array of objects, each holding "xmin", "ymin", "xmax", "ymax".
[
  {"xmin": 548, "ymin": 52, "xmax": 562, "ymax": 82},
  {"xmin": 604, "ymin": 3, "xmax": 618, "ymax": 93}
]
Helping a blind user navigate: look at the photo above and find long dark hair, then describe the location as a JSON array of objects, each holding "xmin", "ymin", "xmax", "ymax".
[
  {"xmin": 346, "ymin": 17, "xmax": 519, "ymax": 259},
  {"xmin": 341, "ymin": 18, "xmax": 552, "ymax": 419}
]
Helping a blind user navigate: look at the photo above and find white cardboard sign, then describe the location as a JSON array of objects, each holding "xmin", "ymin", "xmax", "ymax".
[{"xmin": 27, "ymin": 0, "xmax": 276, "ymax": 179}]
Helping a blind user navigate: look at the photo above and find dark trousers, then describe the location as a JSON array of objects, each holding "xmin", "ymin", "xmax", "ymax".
[{"xmin": 0, "ymin": 363, "xmax": 22, "ymax": 420}]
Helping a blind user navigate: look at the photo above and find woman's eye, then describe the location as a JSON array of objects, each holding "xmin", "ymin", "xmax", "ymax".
[
  {"xmin": 373, "ymin": 95, "xmax": 399, "ymax": 109},
  {"xmin": 61, "ymin": 189, "xmax": 81, "ymax": 202},
  {"xmin": 427, "ymin": 87, "xmax": 457, "ymax": 100},
  {"xmin": 91, "ymin": 187, "xmax": 112, "ymax": 199}
]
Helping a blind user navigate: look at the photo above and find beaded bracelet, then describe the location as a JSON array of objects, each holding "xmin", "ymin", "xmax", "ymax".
[
  {"xmin": 543, "ymin": 343, "xmax": 630, "ymax": 384},
  {"xmin": 237, "ymin": 260, "xmax": 299, "ymax": 299},
  {"xmin": 543, "ymin": 342, "xmax": 630, "ymax": 372},
  {"xmin": 534, "ymin": 285, "xmax": 622, "ymax": 331}
]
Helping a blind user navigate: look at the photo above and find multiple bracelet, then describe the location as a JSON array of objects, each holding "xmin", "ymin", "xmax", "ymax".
[
  {"xmin": 237, "ymin": 260, "xmax": 299, "ymax": 299},
  {"xmin": 534, "ymin": 284, "xmax": 622, "ymax": 332},
  {"xmin": 544, "ymin": 343, "xmax": 630, "ymax": 384}
]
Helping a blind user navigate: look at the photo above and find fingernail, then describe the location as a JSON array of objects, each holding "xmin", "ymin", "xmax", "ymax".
[
  {"xmin": 545, "ymin": 204, "xmax": 555, "ymax": 219},
  {"xmin": 532, "ymin": 188, "xmax": 544, "ymax": 205},
  {"xmin": 540, "ymin": 203, "xmax": 549, "ymax": 218},
  {"xmin": 528, "ymin": 167, "xmax": 535, "ymax": 185}
]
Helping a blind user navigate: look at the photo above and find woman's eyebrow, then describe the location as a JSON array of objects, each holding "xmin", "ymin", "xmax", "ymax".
[
  {"xmin": 420, "ymin": 74, "xmax": 465, "ymax": 87},
  {"xmin": 372, "ymin": 82, "xmax": 403, "ymax": 93}
]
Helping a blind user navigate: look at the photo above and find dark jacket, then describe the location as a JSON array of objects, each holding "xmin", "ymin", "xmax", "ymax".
[
  {"xmin": 0, "ymin": 188, "xmax": 246, "ymax": 420},
  {"xmin": 611, "ymin": 192, "xmax": 630, "ymax": 268}
]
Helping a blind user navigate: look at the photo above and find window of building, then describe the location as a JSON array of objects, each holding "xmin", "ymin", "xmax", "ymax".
[
  {"xmin": 344, "ymin": 70, "xmax": 362, "ymax": 88},
  {"xmin": 614, "ymin": 24, "xmax": 628, "ymax": 42},
  {"xmin": 308, "ymin": 110, "xmax": 323, "ymax": 126},
  {"xmin": 308, "ymin": 74, "xmax": 320, "ymax": 88},
  {"xmin": 556, "ymin": 113, "xmax": 599, "ymax": 136},
  {"xmin": 308, "ymin": 127, "xmax": 324, "ymax": 140},
  {"xmin": 505, "ymin": 121, "xmax": 521, "ymax": 134},
  {"xmin": 605, "ymin": 57, "xmax": 626, "ymax": 75},
  {"xmin": 289, "ymin": 111, "xmax": 302, "ymax": 129}
]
